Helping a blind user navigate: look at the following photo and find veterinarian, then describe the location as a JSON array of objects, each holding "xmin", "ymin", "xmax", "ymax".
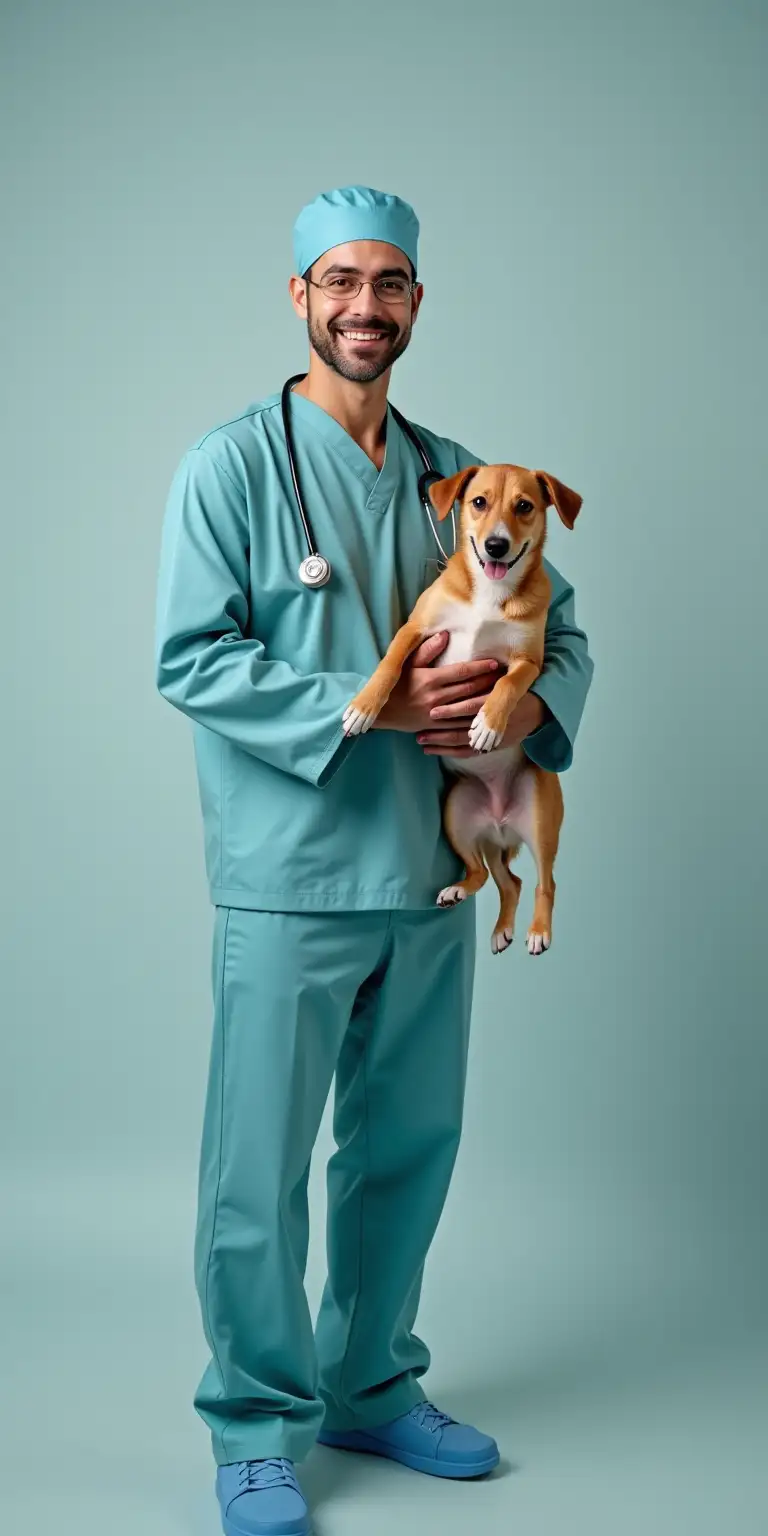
[{"xmin": 154, "ymin": 184, "xmax": 594, "ymax": 1536}]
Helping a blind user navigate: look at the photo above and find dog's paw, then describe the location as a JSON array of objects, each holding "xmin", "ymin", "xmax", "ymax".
[
  {"xmin": 436, "ymin": 884, "xmax": 466, "ymax": 907},
  {"xmin": 342, "ymin": 704, "xmax": 377, "ymax": 737},
  {"xmin": 526, "ymin": 928, "xmax": 551, "ymax": 956},
  {"xmin": 491, "ymin": 926, "xmax": 514, "ymax": 953},
  {"xmin": 469, "ymin": 708, "xmax": 505, "ymax": 753}
]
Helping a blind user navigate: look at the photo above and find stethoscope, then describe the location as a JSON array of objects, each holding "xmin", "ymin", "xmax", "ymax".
[{"xmin": 281, "ymin": 372, "xmax": 457, "ymax": 587}]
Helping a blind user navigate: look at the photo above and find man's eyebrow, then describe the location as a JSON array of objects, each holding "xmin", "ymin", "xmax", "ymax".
[{"xmin": 320, "ymin": 262, "xmax": 411, "ymax": 279}]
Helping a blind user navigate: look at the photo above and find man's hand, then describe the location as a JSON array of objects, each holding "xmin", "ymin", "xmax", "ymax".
[
  {"xmin": 416, "ymin": 687, "xmax": 550, "ymax": 757},
  {"xmin": 373, "ymin": 631, "xmax": 501, "ymax": 735}
]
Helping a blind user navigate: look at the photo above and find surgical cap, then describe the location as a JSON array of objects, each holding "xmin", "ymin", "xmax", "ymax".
[{"xmin": 292, "ymin": 184, "xmax": 419, "ymax": 279}]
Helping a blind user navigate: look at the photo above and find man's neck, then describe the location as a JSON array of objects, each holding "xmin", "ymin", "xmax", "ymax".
[{"xmin": 291, "ymin": 361, "xmax": 389, "ymax": 465}]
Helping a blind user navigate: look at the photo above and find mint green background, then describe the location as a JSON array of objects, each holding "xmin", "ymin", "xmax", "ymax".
[{"xmin": 2, "ymin": 1, "xmax": 766, "ymax": 1532}]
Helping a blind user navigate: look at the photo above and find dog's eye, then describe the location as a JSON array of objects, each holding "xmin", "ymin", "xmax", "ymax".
[
  {"xmin": 471, "ymin": 496, "xmax": 487, "ymax": 510},
  {"xmin": 517, "ymin": 499, "xmax": 534, "ymax": 514}
]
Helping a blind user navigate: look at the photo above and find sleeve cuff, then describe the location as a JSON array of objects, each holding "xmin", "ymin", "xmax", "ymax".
[
  {"xmin": 312, "ymin": 719, "xmax": 362, "ymax": 786},
  {"xmin": 522, "ymin": 676, "xmax": 575, "ymax": 773},
  {"xmin": 310, "ymin": 676, "xmax": 370, "ymax": 786}
]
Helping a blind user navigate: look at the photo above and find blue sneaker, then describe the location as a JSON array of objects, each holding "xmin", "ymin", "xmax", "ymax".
[
  {"xmin": 215, "ymin": 1458, "xmax": 310, "ymax": 1535},
  {"xmin": 317, "ymin": 1400, "xmax": 500, "ymax": 1478}
]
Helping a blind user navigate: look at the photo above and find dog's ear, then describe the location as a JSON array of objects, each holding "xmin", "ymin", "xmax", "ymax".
[
  {"xmin": 428, "ymin": 466, "xmax": 481, "ymax": 522},
  {"xmin": 535, "ymin": 472, "xmax": 582, "ymax": 530}
]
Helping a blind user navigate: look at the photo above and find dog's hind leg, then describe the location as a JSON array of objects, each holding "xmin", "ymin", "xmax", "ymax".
[
  {"xmin": 520, "ymin": 767, "xmax": 564, "ymax": 955},
  {"xmin": 436, "ymin": 778, "xmax": 489, "ymax": 908},
  {"xmin": 483, "ymin": 840, "xmax": 523, "ymax": 954}
]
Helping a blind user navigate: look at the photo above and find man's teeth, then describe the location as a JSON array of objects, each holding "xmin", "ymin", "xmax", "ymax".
[{"xmin": 342, "ymin": 330, "xmax": 386, "ymax": 339}]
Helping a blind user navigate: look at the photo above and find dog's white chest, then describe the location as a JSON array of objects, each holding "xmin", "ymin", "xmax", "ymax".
[
  {"xmin": 433, "ymin": 588, "xmax": 528, "ymax": 666},
  {"xmin": 427, "ymin": 583, "xmax": 537, "ymax": 784}
]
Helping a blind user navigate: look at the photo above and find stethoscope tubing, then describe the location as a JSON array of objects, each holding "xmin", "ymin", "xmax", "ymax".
[{"xmin": 281, "ymin": 373, "xmax": 455, "ymax": 582}]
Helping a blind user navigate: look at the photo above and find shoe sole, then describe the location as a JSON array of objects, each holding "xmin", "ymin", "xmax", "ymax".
[
  {"xmin": 221, "ymin": 1513, "xmax": 311, "ymax": 1536},
  {"xmin": 218, "ymin": 1495, "xmax": 311, "ymax": 1536},
  {"xmin": 317, "ymin": 1428, "xmax": 499, "ymax": 1479}
]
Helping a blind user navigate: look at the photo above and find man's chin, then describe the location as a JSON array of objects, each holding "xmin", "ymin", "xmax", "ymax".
[
  {"xmin": 334, "ymin": 358, "xmax": 392, "ymax": 382},
  {"xmin": 327, "ymin": 345, "xmax": 396, "ymax": 382},
  {"xmin": 306, "ymin": 321, "xmax": 411, "ymax": 379}
]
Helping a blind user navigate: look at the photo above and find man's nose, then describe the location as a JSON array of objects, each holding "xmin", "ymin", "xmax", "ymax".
[
  {"xmin": 350, "ymin": 284, "xmax": 389, "ymax": 315},
  {"xmin": 348, "ymin": 299, "xmax": 386, "ymax": 320}
]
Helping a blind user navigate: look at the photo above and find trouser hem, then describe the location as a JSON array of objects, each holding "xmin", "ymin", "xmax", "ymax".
[
  {"xmin": 211, "ymin": 1428, "xmax": 320, "ymax": 1468},
  {"xmin": 210, "ymin": 1376, "xmax": 428, "ymax": 1465},
  {"xmin": 318, "ymin": 1376, "xmax": 428, "ymax": 1434}
]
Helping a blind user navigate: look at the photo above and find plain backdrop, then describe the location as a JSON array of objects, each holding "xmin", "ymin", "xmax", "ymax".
[{"xmin": 2, "ymin": 1, "xmax": 767, "ymax": 1533}]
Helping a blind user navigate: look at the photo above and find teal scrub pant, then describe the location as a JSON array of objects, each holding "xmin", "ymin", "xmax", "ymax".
[{"xmin": 193, "ymin": 899, "xmax": 477, "ymax": 1468}]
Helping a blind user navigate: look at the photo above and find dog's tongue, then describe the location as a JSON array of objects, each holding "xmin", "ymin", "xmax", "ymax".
[{"xmin": 484, "ymin": 561, "xmax": 508, "ymax": 581}]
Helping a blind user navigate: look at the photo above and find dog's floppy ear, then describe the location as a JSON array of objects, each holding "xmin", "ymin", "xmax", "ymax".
[
  {"xmin": 428, "ymin": 466, "xmax": 481, "ymax": 522},
  {"xmin": 535, "ymin": 472, "xmax": 582, "ymax": 530}
]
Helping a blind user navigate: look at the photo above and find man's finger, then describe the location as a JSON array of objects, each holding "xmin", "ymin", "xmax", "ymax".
[
  {"xmin": 422, "ymin": 745, "xmax": 476, "ymax": 757},
  {"xmin": 429, "ymin": 675, "xmax": 498, "ymax": 705},
  {"xmin": 417, "ymin": 729, "xmax": 472, "ymax": 745},
  {"xmin": 433, "ymin": 658, "xmax": 501, "ymax": 683},
  {"xmin": 429, "ymin": 695, "xmax": 493, "ymax": 719},
  {"xmin": 428, "ymin": 683, "xmax": 495, "ymax": 709},
  {"xmin": 410, "ymin": 630, "xmax": 449, "ymax": 667}
]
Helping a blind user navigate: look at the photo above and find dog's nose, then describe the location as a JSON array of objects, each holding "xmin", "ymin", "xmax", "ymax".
[{"xmin": 484, "ymin": 536, "xmax": 510, "ymax": 560}]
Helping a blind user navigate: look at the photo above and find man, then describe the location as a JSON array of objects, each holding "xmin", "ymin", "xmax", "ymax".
[{"xmin": 155, "ymin": 185, "xmax": 593, "ymax": 1536}]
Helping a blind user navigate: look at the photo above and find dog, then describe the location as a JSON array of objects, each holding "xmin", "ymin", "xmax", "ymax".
[{"xmin": 342, "ymin": 462, "xmax": 582, "ymax": 954}]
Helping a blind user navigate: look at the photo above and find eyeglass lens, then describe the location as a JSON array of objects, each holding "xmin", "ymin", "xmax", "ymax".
[{"xmin": 318, "ymin": 276, "xmax": 411, "ymax": 303}]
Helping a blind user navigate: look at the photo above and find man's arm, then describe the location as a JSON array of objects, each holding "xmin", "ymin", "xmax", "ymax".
[
  {"xmin": 518, "ymin": 563, "xmax": 594, "ymax": 771},
  {"xmin": 154, "ymin": 447, "xmax": 368, "ymax": 787}
]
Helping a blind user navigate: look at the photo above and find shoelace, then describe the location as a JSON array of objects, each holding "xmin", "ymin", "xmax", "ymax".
[
  {"xmin": 237, "ymin": 1458, "xmax": 298, "ymax": 1491},
  {"xmin": 408, "ymin": 1402, "xmax": 455, "ymax": 1433}
]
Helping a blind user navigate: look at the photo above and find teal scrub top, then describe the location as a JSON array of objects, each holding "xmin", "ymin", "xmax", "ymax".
[{"xmin": 154, "ymin": 388, "xmax": 594, "ymax": 911}]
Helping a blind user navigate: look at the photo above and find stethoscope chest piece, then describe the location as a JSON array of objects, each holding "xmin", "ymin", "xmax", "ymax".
[{"xmin": 298, "ymin": 553, "xmax": 331, "ymax": 588}]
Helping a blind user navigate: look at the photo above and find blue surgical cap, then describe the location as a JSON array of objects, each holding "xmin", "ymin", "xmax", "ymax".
[{"xmin": 293, "ymin": 184, "xmax": 419, "ymax": 279}]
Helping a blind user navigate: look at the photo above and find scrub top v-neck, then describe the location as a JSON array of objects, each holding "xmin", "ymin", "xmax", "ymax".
[
  {"xmin": 154, "ymin": 386, "xmax": 590, "ymax": 912},
  {"xmin": 285, "ymin": 385, "xmax": 401, "ymax": 515}
]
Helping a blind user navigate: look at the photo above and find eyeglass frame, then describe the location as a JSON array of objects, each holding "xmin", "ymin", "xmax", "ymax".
[{"xmin": 304, "ymin": 272, "xmax": 417, "ymax": 305}]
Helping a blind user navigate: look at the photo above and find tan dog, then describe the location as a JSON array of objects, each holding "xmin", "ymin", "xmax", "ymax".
[{"xmin": 343, "ymin": 464, "xmax": 582, "ymax": 954}]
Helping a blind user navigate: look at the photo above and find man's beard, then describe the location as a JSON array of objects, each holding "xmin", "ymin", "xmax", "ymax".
[{"xmin": 306, "ymin": 306, "xmax": 413, "ymax": 382}]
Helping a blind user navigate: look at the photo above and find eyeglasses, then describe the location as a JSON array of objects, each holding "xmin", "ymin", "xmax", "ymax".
[{"xmin": 306, "ymin": 273, "xmax": 415, "ymax": 304}]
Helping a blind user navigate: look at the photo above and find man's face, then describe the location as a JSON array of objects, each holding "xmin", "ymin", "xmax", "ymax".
[{"xmin": 296, "ymin": 240, "xmax": 423, "ymax": 383}]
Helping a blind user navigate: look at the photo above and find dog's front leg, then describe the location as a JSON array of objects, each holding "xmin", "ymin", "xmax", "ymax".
[
  {"xmin": 469, "ymin": 657, "xmax": 541, "ymax": 752},
  {"xmin": 343, "ymin": 621, "xmax": 428, "ymax": 736}
]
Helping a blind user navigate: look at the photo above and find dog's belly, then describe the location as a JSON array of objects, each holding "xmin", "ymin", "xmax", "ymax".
[
  {"xmin": 429, "ymin": 603, "xmax": 528, "ymax": 787},
  {"xmin": 447, "ymin": 760, "xmax": 538, "ymax": 853}
]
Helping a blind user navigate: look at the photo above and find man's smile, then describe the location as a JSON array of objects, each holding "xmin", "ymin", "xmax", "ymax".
[{"xmin": 335, "ymin": 326, "xmax": 392, "ymax": 347}]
